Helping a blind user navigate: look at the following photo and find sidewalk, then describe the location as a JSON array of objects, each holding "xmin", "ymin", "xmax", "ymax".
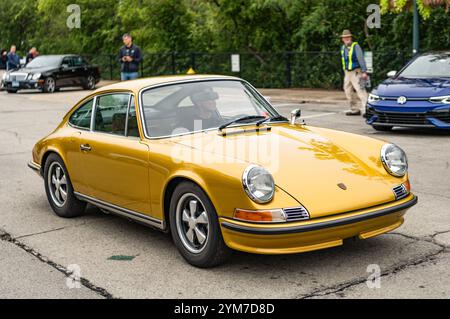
[{"xmin": 259, "ymin": 88, "xmax": 347, "ymax": 105}]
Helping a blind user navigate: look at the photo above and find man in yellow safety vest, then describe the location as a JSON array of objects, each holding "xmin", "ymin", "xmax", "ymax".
[{"xmin": 340, "ymin": 29, "xmax": 369, "ymax": 116}]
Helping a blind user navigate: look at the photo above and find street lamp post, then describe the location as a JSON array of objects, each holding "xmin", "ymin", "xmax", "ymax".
[{"xmin": 413, "ymin": 0, "xmax": 420, "ymax": 56}]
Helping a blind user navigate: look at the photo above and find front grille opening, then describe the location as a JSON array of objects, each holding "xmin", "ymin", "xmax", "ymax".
[
  {"xmin": 393, "ymin": 184, "xmax": 409, "ymax": 200},
  {"xmin": 283, "ymin": 207, "xmax": 310, "ymax": 222}
]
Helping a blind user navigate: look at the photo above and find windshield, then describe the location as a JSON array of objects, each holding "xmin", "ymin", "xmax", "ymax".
[
  {"xmin": 140, "ymin": 80, "xmax": 282, "ymax": 138},
  {"xmin": 26, "ymin": 56, "xmax": 62, "ymax": 68},
  {"xmin": 399, "ymin": 53, "xmax": 450, "ymax": 78}
]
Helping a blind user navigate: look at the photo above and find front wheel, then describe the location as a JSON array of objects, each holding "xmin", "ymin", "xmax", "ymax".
[
  {"xmin": 169, "ymin": 181, "xmax": 232, "ymax": 268},
  {"xmin": 44, "ymin": 154, "xmax": 86, "ymax": 218},
  {"xmin": 7, "ymin": 89, "xmax": 17, "ymax": 94},
  {"xmin": 43, "ymin": 77, "xmax": 56, "ymax": 93}
]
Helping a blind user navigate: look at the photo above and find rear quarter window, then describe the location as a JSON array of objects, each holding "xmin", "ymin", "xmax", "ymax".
[{"xmin": 69, "ymin": 99, "xmax": 94, "ymax": 129}]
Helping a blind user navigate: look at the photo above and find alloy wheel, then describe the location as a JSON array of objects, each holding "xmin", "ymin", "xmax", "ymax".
[
  {"xmin": 47, "ymin": 162, "xmax": 68, "ymax": 207},
  {"xmin": 87, "ymin": 76, "xmax": 95, "ymax": 89},
  {"xmin": 175, "ymin": 193, "xmax": 210, "ymax": 254},
  {"xmin": 46, "ymin": 78, "xmax": 55, "ymax": 93}
]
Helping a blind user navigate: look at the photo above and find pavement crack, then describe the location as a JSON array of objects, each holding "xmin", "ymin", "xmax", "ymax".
[
  {"xmin": 390, "ymin": 231, "xmax": 450, "ymax": 250},
  {"xmin": 297, "ymin": 247, "xmax": 445, "ymax": 299},
  {"xmin": 15, "ymin": 226, "xmax": 69, "ymax": 240},
  {"xmin": 0, "ymin": 229, "xmax": 114, "ymax": 299}
]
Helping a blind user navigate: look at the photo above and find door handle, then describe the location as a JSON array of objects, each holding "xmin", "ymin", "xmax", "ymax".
[{"xmin": 80, "ymin": 144, "xmax": 92, "ymax": 151}]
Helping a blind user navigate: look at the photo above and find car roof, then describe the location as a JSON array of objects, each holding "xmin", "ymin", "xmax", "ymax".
[
  {"xmin": 93, "ymin": 74, "xmax": 242, "ymax": 94},
  {"xmin": 420, "ymin": 51, "xmax": 450, "ymax": 56}
]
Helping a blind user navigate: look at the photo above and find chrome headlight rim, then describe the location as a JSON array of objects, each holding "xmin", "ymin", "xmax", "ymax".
[
  {"xmin": 381, "ymin": 143, "xmax": 408, "ymax": 177},
  {"xmin": 32, "ymin": 73, "xmax": 42, "ymax": 80},
  {"xmin": 242, "ymin": 164, "xmax": 275, "ymax": 204}
]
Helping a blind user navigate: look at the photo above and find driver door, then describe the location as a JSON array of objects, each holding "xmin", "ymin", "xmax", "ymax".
[{"xmin": 79, "ymin": 93, "xmax": 152, "ymax": 216}]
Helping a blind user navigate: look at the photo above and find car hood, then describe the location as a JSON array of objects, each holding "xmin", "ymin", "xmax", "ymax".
[
  {"xmin": 375, "ymin": 77, "xmax": 450, "ymax": 98},
  {"xmin": 11, "ymin": 66, "xmax": 58, "ymax": 74},
  {"xmin": 171, "ymin": 124, "xmax": 402, "ymax": 218}
]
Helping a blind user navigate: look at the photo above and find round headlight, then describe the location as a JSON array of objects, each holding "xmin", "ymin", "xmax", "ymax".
[
  {"xmin": 32, "ymin": 73, "xmax": 41, "ymax": 80},
  {"xmin": 2, "ymin": 72, "xmax": 9, "ymax": 80},
  {"xmin": 381, "ymin": 144, "xmax": 408, "ymax": 177},
  {"xmin": 242, "ymin": 165, "xmax": 275, "ymax": 203}
]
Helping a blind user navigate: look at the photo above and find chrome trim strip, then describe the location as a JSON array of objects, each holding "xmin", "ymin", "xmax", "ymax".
[{"xmin": 74, "ymin": 192, "xmax": 165, "ymax": 230}]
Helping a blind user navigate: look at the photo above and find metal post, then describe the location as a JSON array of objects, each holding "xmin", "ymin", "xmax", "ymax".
[
  {"xmin": 191, "ymin": 53, "xmax": 196, "ymax": 71},
  {"xmin": 171, "ymin": 52, "xmax": 176, "ymax": 74},
  {"xmin": 413, "ymin": 0, "xmax": 419, "ymax": 56},
  {"xmin": 109, "ymin": 55, "xmax": 113, "ymax": 80},
  {"xmin": 285, "ymin": 52, "xmax": 292, "ymax": 88}
]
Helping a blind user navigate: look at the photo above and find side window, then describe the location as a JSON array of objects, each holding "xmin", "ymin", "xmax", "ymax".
[
  {"xmin": 62, "ymin": 57, "xmax": 73, "ymax": 68},
  {"xmin": 69, "ymin": 99, "xmax": 94, "ymax": 129},
  {"xmin": 127, "ymin": 96, "xmax": 140, "ymax": 137},
  {"xmin": 94, "ymin": 94, "xmax": 130, "ymax": 136},
  {"xmin": 73, "ymin": 56, "xmax": 84, "ymax": 67}
]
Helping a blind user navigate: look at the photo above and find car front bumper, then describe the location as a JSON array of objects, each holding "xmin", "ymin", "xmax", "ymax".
[
  {"xmin": 220, "ymin": 194, "xmax": 417, "ymax": 254},
  {"xmin": 4, "ymin": 79, "xmax": 44, "ymax": 90},
  {"xmin": 366, "ymin": 106, "xmax": 450, "ymax": 129}
]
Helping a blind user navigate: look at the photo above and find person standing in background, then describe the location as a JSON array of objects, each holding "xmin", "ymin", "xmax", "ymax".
[
  {"xmin": 26, "ymin": 47, "xmax": 39, "ymax": 64},
  {"xmin": 118, "ymin": 34, "xmax": 142, "ymax": 81},
  {"xmin": 340, "ymin": 30, "xmax": 369, "ymax": 116},
  {"xmin": 0, "ymin": 49, "xmax": 7, "ymax": 70},
  {"xmin": 7, "ymin": 45, "xmax": 20, "ymax": 71}
]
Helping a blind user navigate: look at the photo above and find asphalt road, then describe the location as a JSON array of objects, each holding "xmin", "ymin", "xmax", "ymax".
[{"xmin": 0, "ymin": 87, "xmax": 449, "ymax": 299}]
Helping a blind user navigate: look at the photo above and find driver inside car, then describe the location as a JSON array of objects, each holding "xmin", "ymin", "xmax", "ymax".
[{"xmin": 176, "ymin": 88, "xmax": 223, "ymax": 132}]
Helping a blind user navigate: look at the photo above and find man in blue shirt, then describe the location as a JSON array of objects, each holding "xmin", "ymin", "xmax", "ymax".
[
  {"xmin": 340, "ymin": 30, "xmax": 369, "ymax": 116},
  {"xmin": 118, "ymin": 34, "xmax": 142, "ymax": 81},
  {"xmin": 7, "ymin": 45, "xmax": 20, "ymax": 71}
]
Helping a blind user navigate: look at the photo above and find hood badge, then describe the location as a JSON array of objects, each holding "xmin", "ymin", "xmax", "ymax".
[
  {"xmin": 337, "ymin": 183, "xmax": 347, "ymax": 190},
  {"xmin": 397, "ymin": 96, "xmax": 407, "ymax": 105}
]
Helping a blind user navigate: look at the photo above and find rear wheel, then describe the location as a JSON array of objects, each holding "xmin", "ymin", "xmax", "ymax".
[
  {"xmin": 44, "ymin": 154, "xmax": 86, "ymax": 218},
  {"xmin": 169, "ymin": 181, "xmax": 232, "ymax": 268},
  {"xmin": 83, "ymin": 75, "xmax": 96, "ymax": 90},
  {"xmin": 372, "ymin": 125, "xmax": 393, "ymax": 131},
  {"xmin": 43, "ymin": 77, "xmax": 56, "ymax": 93}
]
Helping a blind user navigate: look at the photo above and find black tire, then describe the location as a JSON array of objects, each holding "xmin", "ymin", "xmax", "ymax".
[
  {"xmin": 169, "ymin": 181, "xmax": 232, "ymax": 268},
  {"xmin": 372, "ymin": 125, "xmax": 393, "ymax": 131},
  {"xmin": 43, "ymin": 77, "xmax": 56, "ymax": 93},
  {"xmin": 83, "ymin": 75, "xmax": 96, "ymax": 90},
  {"xmin": 7, "ymin": 89, "xmax": 17, "ymax": 94},
  {"xmin": 43, "ymin": 153, "xmax": 86, "ymax": 218}
]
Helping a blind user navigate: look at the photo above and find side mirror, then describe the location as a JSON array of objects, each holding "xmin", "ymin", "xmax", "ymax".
[
  {"xmin": 61, "ymin": 64, "xmax": 69, "ymax": 69},
  {"xmin": 290, "ymin": 109, "xmax": 301, "ymax": 125},
  {"xmin": 387, "ymin": 70, "xmax": 397, "ymax": 78}
]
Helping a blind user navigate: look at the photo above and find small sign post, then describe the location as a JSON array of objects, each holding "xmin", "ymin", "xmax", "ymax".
[
  {"xmin": 364, "ymin": 51, "xmax": 373, "ymax": 74},
  {"xmin": 231, "ymin": 54, "xmax": 240, "ymax": 73}
]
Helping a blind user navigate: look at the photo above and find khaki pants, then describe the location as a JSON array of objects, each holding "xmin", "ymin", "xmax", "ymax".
[{"xmin": 343, "ymin": 68, "xmax": 368, "ymax": 112}]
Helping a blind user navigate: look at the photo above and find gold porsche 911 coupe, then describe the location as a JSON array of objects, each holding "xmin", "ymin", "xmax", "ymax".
[{"xmin": 29, "ymin": 75, "xmax": 417, "ymax": 267}]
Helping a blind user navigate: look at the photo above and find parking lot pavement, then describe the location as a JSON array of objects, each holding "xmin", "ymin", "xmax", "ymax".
[{"xmin": 0, "ymin": 89, "xmax": 449, "ymax": 299}]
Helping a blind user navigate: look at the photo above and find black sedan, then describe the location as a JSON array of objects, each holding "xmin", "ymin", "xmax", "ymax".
[{"xmin": 2, "ymin": 55, "xmax": 100, "ymax": 93}]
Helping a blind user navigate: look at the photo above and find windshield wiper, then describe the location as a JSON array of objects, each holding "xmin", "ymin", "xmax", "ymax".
[
  {"xmin": 255, "ymin": 115, "xmax": 288, "ymax": 126},
  {"xmin": 218, "ymin": 115, "xmax": 266, "ymax": 131}
]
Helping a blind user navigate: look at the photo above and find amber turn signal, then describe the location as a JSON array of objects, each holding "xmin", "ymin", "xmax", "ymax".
[{"xmin": 234, "ymin": 208, "xmax": 286, "ymax": 223}]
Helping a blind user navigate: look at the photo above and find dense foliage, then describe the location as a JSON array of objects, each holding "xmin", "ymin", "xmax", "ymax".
[{"xmin": 1, "ymin": 0, "xmax": 449, "ymax": 87}]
